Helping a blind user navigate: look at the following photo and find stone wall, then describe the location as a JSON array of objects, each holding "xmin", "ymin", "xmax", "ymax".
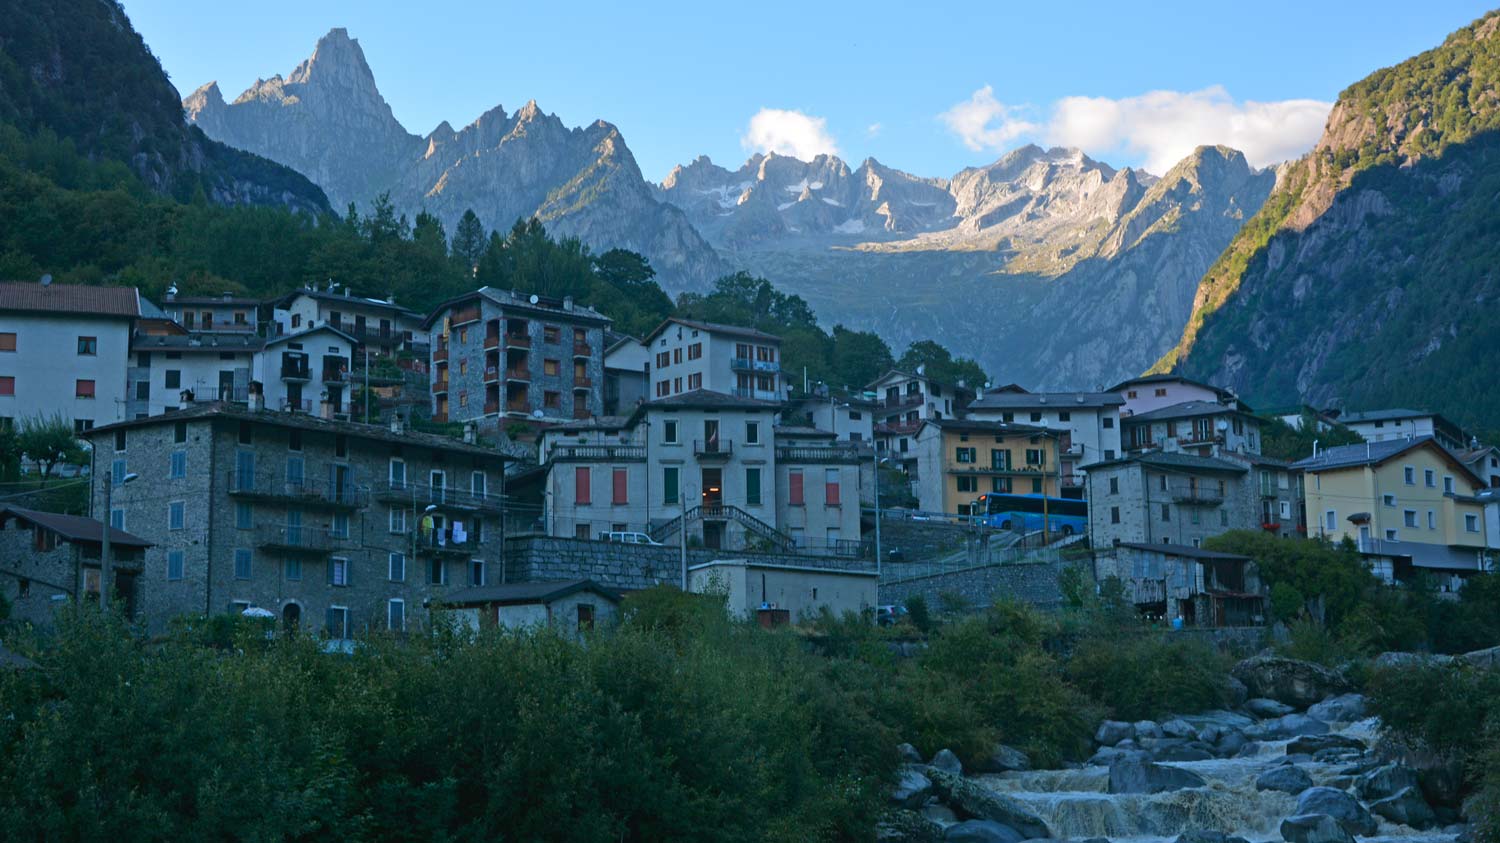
[
  {"xmin": 877, "ymin": 558, "xmax": 1090, "ymax": 612},
  {"xmin": 502, "ymin": 535, "xmax": 876, "ymax": 592},
  {"xmin": 877, "ymin": 516, "xmax": 975, "ymax": 561}
]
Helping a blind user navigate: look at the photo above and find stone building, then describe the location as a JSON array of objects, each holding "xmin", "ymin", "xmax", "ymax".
[
  {"xmin": 423, "ymin": 288, "xmax": 608, "ymax": 424},
  {"xmin": 0, "ymin": 506, "xmax": 152, "ymax": 628},
  {"xmin": 442, "ymin": 579, "xmax": 621, "ymax": 638},
  {"xmin": 1092, "ymin": 542, "xmax": 1266, "ymax": 627},
  {"xmin": 80, "ymin": 404, "xmax": 511, "ymax": 636}
]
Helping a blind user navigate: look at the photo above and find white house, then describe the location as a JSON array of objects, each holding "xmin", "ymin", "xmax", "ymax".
[
  {"xmin": 0, "ymin": 281, "xmax": 139, "ymax": 433},
  {"xmin": 1337, "ymin": 409, "xmax": 1469, "ymax": 451},
  {"xmin": 126, "ymin": 321, "xmax": 261, "ymax": 418},
  {"xmin": 159, "ymin": 290, "xmax": 261, "ymax": 335},
  {"xmin": 603, "ymin": 331, "xmax": 649, "ymax": 415},
  {"xmin": 270, "ymin": 285, "xmax": 425, "ymax": 357},
  {"xmin": 251, "ymin": 325, "xmax": 356, "ymax": 416},
  {"xmin": 1112, "ymin": 374, "xmax": 1236, "ymax": 418},
  {"xmin": 643, "ymin": 318, "xmax": 784, "ymax": 402}
]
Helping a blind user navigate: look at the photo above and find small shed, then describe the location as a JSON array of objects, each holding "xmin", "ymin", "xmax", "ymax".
[{"xmin": 442, "ymin": 579, "xmax": 622, "ymax": 636}]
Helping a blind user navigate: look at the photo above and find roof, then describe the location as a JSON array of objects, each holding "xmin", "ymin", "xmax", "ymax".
[
  {"xmin": 164, "ymin": 294, "xmax": 261, "ymax": 306},
  {"xmin": 1291, "ymin": 436, "xmax": 1483, "ymax": 485},
  {"xmin": 0, "ymin": 281, "xmax": 139, "ymax": 318},
  {"xmin": 633, "ymin": 389, "xmax": 781, "ymax": 414},
  {"xmin": 442, "ymin": 579, "xmax": 621, "ymax": 606},
  {"xmin": 420, "ymin": 288, "xmax": 612, "ymax": 330},
  {"xmin": 1083, "ymin": 451, "xmax": 1250, "ymax": 474},
  {"xmin": 863, "ymin": 368, "xmax": 974, "ymax": 395},
  {"xmin": 0, "ymin": 506, "xmax": 153, "ymax": 548},
  {"xmin": 1338, "ymin": 408, "xmax": 1434, "ymax": 424},
  {"xmin": 968, "ymin": 391, "xmax": 1124, "ymax": 411},
  {"xmin": 1109, "ymin": 373, "xmax": 1233, "ymax": 397},
  {"xmin": 275, "ymin": 288, "xmax": 424, "ymax": 319},
  {"xmin": 642, "ymin": 317, "xmax": 782, "ymax": 344},
  {"xmin": 773, "ymin": 425, "xmax": 838, "ymax": 439},
  {"xmin": 1117, "ymin": 542, "xmax": 1250, "ymax": 562},
  {"xmin": 78, "ymin": 403, "xmax": 512, "ymax": 462},
  {"xmin": 263, "ymin": 324, "xmax": 358, "ymax": 349},
  {"xmin": 603, "ymin": 330, "xmax": 640, "ymax": 355},
  {"xmin": 545, "ymin": 415, "xmax": 631, "ymax": 432},
  {"xmin": 919, "ymin": 418, "xmax": 1054, "ymax": 436},
  {"xmin": 130, "ymin": 332, "xmax": 265, "ymax": 352},
  {"xmin": 1124, "ymin": 400, "xmax": 1249, "ymax": 424}
]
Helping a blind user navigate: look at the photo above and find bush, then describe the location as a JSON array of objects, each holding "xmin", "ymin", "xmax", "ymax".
[
  {"xmin": 904, "ymin": 596, "xmax": 931, "ymax": 633},
  {"xmin": 1067, "ymin": 633, "xmax": 1231, "ymax": 721}
]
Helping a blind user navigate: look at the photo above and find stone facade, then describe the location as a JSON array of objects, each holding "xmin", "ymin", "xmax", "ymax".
[
  {"xmin": 878, "ymin": 558, "xmax": 1088, "ymax": 612},
  {"xmin": 84, "ymin": 406, "xmax": 510, "ymax": 636},
  {"xmin": 427, "ymin": 288, "xmax": 608, "ymax": 424}
]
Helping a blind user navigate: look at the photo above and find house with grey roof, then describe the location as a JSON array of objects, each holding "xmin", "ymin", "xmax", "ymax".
[
  {"xmin": 1120, "ymin": 400, "xmax": 1263, "ymax": 457},
  {"xmin": 965, "ymin": 386, "xmax": 1124, "ymax": 492},
  {"xmin": 441, "ymin": 579, "xmax": 621, "ymax": 638},
  {"xmin": 643, "ymin": 317, "xmax": 785, "ymax": 403},
  {"xmin": 1336, "ymin": 408, "xmax": 1470, "ymax": 451},
  {"xmin": 270, "ymin": 284, "xmax": 426, "ymax": 357},
  {"xmin": 0, "ymin": 505, "xmax": 152, "ymax": 628}
]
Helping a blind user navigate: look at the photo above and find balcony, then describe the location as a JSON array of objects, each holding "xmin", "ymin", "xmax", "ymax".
[
  {"xmin": 572, "ymin": 406, "xmax": 592, "ymax": 421},
  {"xmin": 883, "ymin": 393, "xmax": 923, "ymax": 409},
  {"xmin": 414, "ymin": 528, "xmax": 478, "ymax": 557},
  {"xmin": 228, "ymin": 471, "xmax": 365, "ymax": 509},
  {"xmin": 550, "ymin": 444, "xmax": 646, "ymax": 461},
  {"xmin": 573, "ymin": 375, "xmax": 593, "ymax": 389},
  {"xmin": 505, "ymin": 367, "xmax": 530, "ymax": 382},
  {"xmin": 484, "ymin": 399, "xmax": 500, "ymax": 415},
  {"xmin": 280, "ymin": 362, "xmax": 310, "ymax": 381},
  {"xmin": 484, "ymin": 365, "xmax": 500, "ymax": 383},
  {"xmin": 573, "ymin": 342, "xmax": 592, "ymax": 358},
  {"xmin": 1173, "ymin": 490, "xmax": 1225, "ymax": 506},
  {"xmin": 280, "ymin": 398, "xmax": 312, "ymax": 413},
  {"xmin": 504, "ymin": 333, "xmax": 531, "ymax": 349},
  {"xmin": 433, "ymin": 378, "xmax": 449, "ymax": 394},
  {"xmin": 257, "ymin": 524, "xmax": 347, "ymax": 554},
  {"xmin": 322, "ymin": 367, "xmax": 350, "ymax": 384},
  {"xmin": 776, "ymin": 445, "xmax": 866, "ymax": 464},
  {"xmin": 505, "ymin": 398, "xmax": 529, "ymax": 413},
  {"xmin": 371, "ymin": 481, "xmax": 505, "ymax": 514},
  {"xmin": 433, "ymin": 346, "xmax": 449, "ymax": 363},
  {"xmin": 451, "ymin": 307, "xmax": 481, "ymax": 326},
  {"xmin": 694, "ymin": 439, "xmax": 733, "ymax": 459},
  {"xmin": 484, "ymin": 333, "xmax": 501, "ymax": 351}
]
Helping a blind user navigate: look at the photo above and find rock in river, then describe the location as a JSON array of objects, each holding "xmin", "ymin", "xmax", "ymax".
[
  {"xmin": 1280, "ymin": 813, "xmax": 1354, "ymax": 843},
  {"xmin": 1233, "ymin": 656, "xmax": 1351, "ymax": 709},
  {"xmin": 1256, "ymin": 765, "xmax": 1314, "ymax": 795},
  {"xmin": 1295, "ymin": 787, "xmax": 1378, "ymax": 836},
  {"xmin": 1107, "ymin": 756, "xmax": 1208, "ymax": 794}
]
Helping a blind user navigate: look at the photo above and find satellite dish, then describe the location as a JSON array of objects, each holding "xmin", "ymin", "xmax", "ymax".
[
  {"xmin": 39, "ymin": 274, "xmax": 52, "ymax": 287},
  {"xmin": 532, "ymin": 409, "xmax": 544, "ymax": 419},
  {"xmin": 529, "ymin": 294, "xmax": 540, "ymax": 305},
  {"xmin": 1216, "ymin": 419, "xmax": 1229, "ymax": 431}
]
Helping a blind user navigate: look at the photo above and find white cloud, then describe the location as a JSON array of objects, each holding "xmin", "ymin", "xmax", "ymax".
[
  {"xmin": 940, "ymin": 84, "xmax": 1331, "ymax": 173},
  {"xmin": 866, "ymin": 122, "xmax": 883, "ymax": 138},
  {"xmin": 938, "ymin": 85, "xmax": 1038, "ymax": 152},
  {"xmin": 741, "ymin": 108, "xmax": 839, "ymax": 161}
]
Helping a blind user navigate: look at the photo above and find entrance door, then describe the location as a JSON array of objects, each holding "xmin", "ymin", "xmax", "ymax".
[
  {"xmin": 1358, "ymin": 525, "xmax": 1371, "ymax": 552},
  {"xmin": 218, "ymin": 370, "xmax": 235, "ymax": 402},
  {"xmin": 282, "ymin": 603, "xmax": 301, "ymax": 633},
  {"xmin": 702, "ymin": 522, "xmax": 724, "ymax": 550},
  {"xmin": 701, "ymin": 468, "xmax": 722, "ymax": 507},
  {"xmin": 430, "ymin": 470, "xmax": 447, "ymax": 504}
]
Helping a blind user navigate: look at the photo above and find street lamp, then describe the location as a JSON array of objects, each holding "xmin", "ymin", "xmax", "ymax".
[{"xmin": 100, "ymin": 471, "xmax": 139, "ymax": 612}]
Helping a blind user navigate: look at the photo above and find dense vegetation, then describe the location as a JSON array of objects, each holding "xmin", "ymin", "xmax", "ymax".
[
  {"xmin": 1167, "ymin": 10, "xmax": 1500, "ymax": 433},
  {"xmin": 1256, "ymin": 410, "xmax": 1364, "ymax": 462}
]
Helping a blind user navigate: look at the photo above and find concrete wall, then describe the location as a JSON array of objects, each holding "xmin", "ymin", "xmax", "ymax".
[
  {"xmin": 879, "ymin": 558, "xmax": 1087, "ymax": 612},
  {"xmin": 689, "ymin": 561, "xmax": 878, "ymax": 622},
  {"xmin": 127, "ymin": 348, "xmax": 252, "ymax": 417},
  {"xmin": 1117, "ymin": 380, "xmax": 1223, "ymax": 417},
  {"xmin": 0, "ymin": 312, "xmax": 131, "ymax": 429}
]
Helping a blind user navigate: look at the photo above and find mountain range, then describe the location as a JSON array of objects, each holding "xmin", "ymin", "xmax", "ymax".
[{"xmin": 182, "ymin": 28, "xmax": 1272, "ymax": 391}]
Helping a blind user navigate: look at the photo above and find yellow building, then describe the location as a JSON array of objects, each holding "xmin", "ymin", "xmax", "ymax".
[
  {"xmin": 913, "ymin": 419, "xmax": 1061, "ymax": 515},
  {"xmin": 1294, "ymin": 437, "xmax": 1495, "ymax": 587}
]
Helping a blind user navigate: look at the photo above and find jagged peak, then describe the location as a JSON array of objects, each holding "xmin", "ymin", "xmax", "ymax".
[
  {"xmin": 283, "ymin": 27, "xmax": 379, "ymax": 92},
  {"xmin": 514, "ymin": 99, "xmax": 543, "ymax": 122},
  {"xmin": 182, "ymin": 80, "xmax": 224, "ymax": 111},
  {"xmin": 428, "ymin": 120, "xmax": 455, "ymax": 138}
]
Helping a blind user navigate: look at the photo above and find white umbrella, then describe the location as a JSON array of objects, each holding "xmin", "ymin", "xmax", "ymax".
[{"xmin": 241, "ymin": 606, "xmax": 276, "ymax": 618}]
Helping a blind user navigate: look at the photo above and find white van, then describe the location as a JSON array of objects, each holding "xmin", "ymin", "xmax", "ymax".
[{"xmin": 601, "ymin": 531, "xmax": 664, "ymax": 546}]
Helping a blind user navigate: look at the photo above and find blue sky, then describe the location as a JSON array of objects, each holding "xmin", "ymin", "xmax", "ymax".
[{"xmin": 125, "ymin": 0, "xmax": 1496, "ymax": 180}]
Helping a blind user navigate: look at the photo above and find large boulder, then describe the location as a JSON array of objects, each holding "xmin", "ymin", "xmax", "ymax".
[
  {"xmin": 1459, "ymin": 645, "xmax": 1500, "ymax": 668},
  {"xmin": 1368, "ymin": 786, "xmax": 1437, "ymax": 829},
  {"xmin": 1296, "ymin": 787, "xmax": 1378, "ymax": 836},
  {"xmin": 1287, "ymin": 734, "xmax": 1365, "ymax": 756},
  {"xmin": 1215, "ymin": 730, "xmax": 1249, "ymax": 758},
  {"xmin": 1094, "ymin": 720, "xmax": 1135, "ymax": 747},
  {"xmin": 1250, "ymin": 713, "xmax": 1330, "ymax": 740},
  {"xmin": 1107, "ymin": 756, "xmax": 1208, "ymax": 794},
  {"xmin": 945, "ymin": 820, "xmax": 1026, "ymax": 843},
  {"xmin": 1280, "ymin": 814, "xmax": 1354, "ymax": 843},
  {"xmin": 1161, "ymin": 718, "xmax": 1198, "ymax": 740},
  {"xmin": 1225, "ymin": 675, "xmax": 1250, "ymax": 707},
  {"xmin": 1134, "ymin": 720, "xmax": 1164, "ymax": 739},
  {"xmin": 926, "ymin": 768, "xmax": 1052, "ymax": 839},
  {"xmin": 1246, "ymin": 698, "xmax": 1296, "ymax": 718},
  {"xmin": 978, "ymin": 744, "xmax": 1032, "ymax": 774},
  {"xmin": 1233, "ymin": 656, "xmax": 1351, "ymax": 709},
  {"xmin": 1307, "ymin": 693, "xmax": 1367, "ymax": 724},
  {"xmin": 1176, "ymin": 832, "xmax": 1250, "ymax": 843},
  {"xmin": 880, "ymin": 809, "xmax": 946, "ymax": 842},
  {"xmin": 893, "ymin": 768, "xmax": 936, "ymax": 809},
  {"xmin": 1154, "ymin": 743, "xmax": 1215, "ymax": 763},
  {"xmin": 1256, "ymin": 765, "xmax": 1315, "ymax": 795},
  {"xmin": 899, "ymin": 743, "xmax": 926, "ymax": 764},
  {"xmin": 931, "ymin": 749, "xmax": 964, "ymax": 776}
]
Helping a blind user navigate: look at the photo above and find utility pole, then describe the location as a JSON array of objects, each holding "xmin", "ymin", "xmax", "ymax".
[
  {"xmin": 364, "ymin": 347, "xmax": 371, "ymax": 422},
  {"xmin": 100, "ymin": 473, "xmax": 113, "ymax": 612},
  {"xmin": 679, "ymin": 490, "xmax": 689, "ymax": 591},
  {"xmin": 873, "ymin": 447, "xmax": 883, "ymax": 580}
]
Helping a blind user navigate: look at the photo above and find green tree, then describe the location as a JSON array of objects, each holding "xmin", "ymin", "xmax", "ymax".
[
  {"xmin": 17, "ymin": 412, "xmax": 84, "ymax": 480},
  {"xmin": 830, "ymin": 325, "xmax": 894, "ymax": 391},
  {"xmin": 450, "ymin": 208, "xmax": 486, "ymax": 276},
  {"xmin": 897, "ymin": 339, "xmax": 987, "ymax": 388},
  {"xmin": 1259, "ymin": 411, "xmax": 1363, "ymax": 461}
]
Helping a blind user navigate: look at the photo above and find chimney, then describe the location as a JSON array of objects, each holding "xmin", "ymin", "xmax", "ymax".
[
  {"xmin": 221, "ymin": 292, "xmax": 233, "ymax": 301},
  {"xmin": 321, "ymin": 399, "xmax": 334, "ymax": 420},
  {"xmin": 179, "ymin": 389, "xmax": 194, "ymax": 409},
  {"xmin": 390, "ymin": 414, "xmax": 405, "ymax": 435},
  {"xmin": 463, "ymin": 422, "xmax": 477, "ymax": 444},
  {"xmin": 562, "ymin": 295, "xmax": 574, "ymax": 311},
  {"xmin": 249, "ymin": 381, "xmax": 265, "ymax": 412}
]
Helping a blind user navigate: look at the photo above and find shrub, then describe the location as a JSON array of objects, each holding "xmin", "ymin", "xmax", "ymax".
[
  {"xmin": 904, "ymin": 596, "xmax": 931, "ymax": 633},
  {"xmin": 1066, "ymin": 633, "xmax": 1231, "ymax": 721}
]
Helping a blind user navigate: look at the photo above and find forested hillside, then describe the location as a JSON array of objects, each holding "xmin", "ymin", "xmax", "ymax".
[
  {"xmin": 0, "ymin": 0, "xmax": 328, "ymax": 212},
  {"xmin": 1160, "ymin": 11, "xmax": 1500, "ymax": 431}
]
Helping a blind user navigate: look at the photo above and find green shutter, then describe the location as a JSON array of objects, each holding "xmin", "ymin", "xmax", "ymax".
[
  {"xmin": 663, "ymin": 467, "xmax": 679, "ymax": 505},
  {"xmin": 746, "ymin": 468, "xmax": 761, "ymax": 505}
]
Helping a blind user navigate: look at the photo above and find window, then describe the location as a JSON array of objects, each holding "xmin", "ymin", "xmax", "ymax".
[
  {"xmin": 238, "ymin": 421, "xmax": 253, "ymax": 445},
  {"xmin": 388, "ymin": 599, "xmax": 406, "ymax": 631},
  {"xmin": 288, "ymin": 430, "xmax": 302, "ymax": 452},
  {"xmin": 1161, "ymin": 503, "xmax": 1171, "ymax": 522},
  {"xmin": 1103, "ymin": 416, "xmax": 1114, "ymax": 429},
  {"xmin": 286, "ymin": 456, "xmax": 305, "ymax": 488},
  {"xmin": 169, "ymin": 450, "xmax": 186, "ymax": 478},
  {"xmin": 73, "ymin": 419, "xmax": 93, "ymax": 434},
  {"xmin": 469, "ymin": 558, "xmax": 485, "ymax": 587},
  {"xmin": 662, "ymin": 420, "xmax": 679, "ymax": 444},
  {"xmin": 1404, "ymin": 510, "xmax": 1418, "ymax": 528},
  {"xmin": 1031, "ymin": 478, "xmax": 1042, "ymax": 494},
  {"xmin": 110, "ymin": 508, "xmax": 124, "ymax": 530},
  {"xmin": 165, "ymin": 369, "xmax": 181, "ymax": 389},
  {"xmin": 0, "ymin": 332, "xmax": 13, "ymax": 351},
  {"xmin": 135, "ymin": 380, "xmax": 150, "ymax": 401},
  {"xmin": 75, "ymin": 379, "xmax": 95, "ymax": 399},
  {"xmin": 688, "ymin": 342, "xmax": 702, "ymax": 360},
  {"xmin": 656, "ymin": 351, "xmax": 670, "ymax": 369},
  {"xmin": 0, "ymin": 376, "xmax": 12, "ymax": 397},
  {"xmin": 1221, "ymin": 510, "xmax": 1229, "ymax": 527},
  {"xmin": 234, "ymin": 548, "xmax": 252, "ymax": 580},
  {"xmin": 330, "ymin": 513, "xmax": 349, "ymax": 539},
  {"xmin": 389, "ymin": 458, "xmax": 406, "ymax": 488},
  {"xmin": 428, "ymin": 557, "xmax": 445, "ymax": 585},
  {"xmin": 173, "ymin": 421, "xmax": 187, "ymax": 443},
  {"xmin": 789, "ymin": 469, "xmax": 805, "ymax": 506},
  {"xmin": 169, "ymin": 501, "xmax": 186, "ymax": 530},
  {"xmin": 1466, "ymin": 514, "xmax": 1480, "ymax": 532},
  {"xmin": 1383, "ymin": 493, "xmax": 1396, "ymax": 507},
  {"xmin": 991, "ymin": 477, "xmax": 1011, "ymax": 493},
  {"xmin": 111, "ymin": 458, "xmax": 127, "ymax": 484},
  {"xmin": 1025, "ymin": 448, "xmax": 1045, "ymax": 466},
  {"xmin": 575, "ymin": 523, "xmax": 592, "ymax": 540},
  {"xmin": 471, "ymin": 471, "xmax": 487, "ymax": 499},
  {"xmin": 1325, "ymin": 510, "xmax": 1337, "ymax": 531},
  {"xmin": 389, "ymin": 507, "xmax": 408, "ymax": 534},
  {"xmin": 825, "ymin": 468, "xmax": 841, "ymax": 506},
  {"xmin": 673, "ymin": 377, "xmax": 682, "ymax": 394},
  {"xmin": 1422, "ymin": 468, "xmax": 1436, "ymax": 487},
  {"xmin": 1110, "ymin": 506, "xmax": 1120, "ymax": 524},
  {"xmin": 544, "ymin": 391, "xmax": 561, "ymax": 409},
  {"xmin": 1058, "ymin": 411, "xmax": 1071, "ymax": 422},
  {"xmin": 166, "ymin": 550, "xmax": 184, "ymax": 581},
  {"xmin": 663, "ymin": 466, "xmax": 679, "ymax": 505},
  {"xmin": 389, "ymin": 552, "xmax": 406, "ymax": 582},
  {"xmin": 1428, "ymin": 511, "xmax": 1436, "ymax": 530},
  {"xmin": 655, "ymin": 380, "xmax": 669, "ymax": 398},
  {"xmin": 76, "ymin": 336, "xmax": 97, "ymax": 355},
  {"xmin": 575, "ymin": 466, "xmax": 591, "ymax": 504},
  {"xmin": 329, "ymin": 557, "xmax": 350, "ymax": 587},
  {"xmin": 1109, "ymin": 477, "xmax": 1119, "ymax": 494},
  {"xmin": 326, "ymin": 607, "xmax": 350, "ymax": 639},
  {"xmin": 687, "ymin": 372, "xmax": 702, "ymax": 390},
  {"xmin": 543, "ymin": 325, "xmax": 560, "ymax": 343},
  {"xmin": 1404, "ymin": 466, "xmax": 1415, "ymax": 485},
  {"xmin": 335, "ymin": 435, "xmax": 346, "ymax": 458},
  {"xmin": 1385, "ymin": 529, "xmax": 1399, "ymax": 541},
  {"xmin": 1444, "ymin": 476, "xmax": 1455, "ymax": 494},
  {"xmin": 612, "ymin": 468, "xmax": 628, "ymax": 505},
  {"xmin": 1154, "ymin": 388, "xmax": 1167, "ymax": 397},
  {"xmin": 1030, "ymin": 412, "xmax": 1042, "ymax": 423},
  {"xmin": 673, "ymin": 348, "xmax": 683, "ymax": 364},
  {"xmin": 955, "ymin": 447, "xmax": 976, "ymax": 464},
  {"xmin": 544, "ymin": 358, "xmax": 560, "ymax": 376},
  {"xmin": 1002, "ymin": 412, "xmax": 1014, "ymax": 422},
  {"xmin": 746, "ymin": 468, "xmax": 762, "ymax": 506},
  {"xmin": 235, "ymin": 502, "xmax": 252, "ymax": 530},
  {"xmin": 956, "ymin": 476, "xmax": 978, "ymax": 493},
  {"xmin": 458, "ymin": 358, "xmax": 468, "ymax": 376}
]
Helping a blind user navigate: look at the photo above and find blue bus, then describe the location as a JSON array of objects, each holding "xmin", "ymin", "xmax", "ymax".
[{"xmin": 974, "ymin": 493, "xmax": 1088, "ymax": 536}]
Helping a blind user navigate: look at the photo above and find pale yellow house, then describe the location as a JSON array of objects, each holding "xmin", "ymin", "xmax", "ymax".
[
  {"xmin": 913, "ymin": 419, "xmax": 1061, "ymax": 515},
  {"xmin": 1294, "ymin": 437, "xmax": 1496, "ymax": 588}
]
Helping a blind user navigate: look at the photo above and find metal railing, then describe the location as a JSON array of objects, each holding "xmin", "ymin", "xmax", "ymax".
[
  {"xmin": 550, "ymin": 444, "xmax": 646, "ymax": 461},
  {"xmin": 228, "ymin": 471, "xmax": 365, "ymax": 508},
  {"xmin": 573, "ymin": 342, "xmax": 592, "ymax": 357},
  {"xmin": 280, "ymin": 362, "xmax": 310, "ymax": 380},
  {"xmin": 370, "ymin": 481, "xmax": 505, "ymax": 513},
  {"xmin": 279, "ymin": 398, "xmax": 313, "ymax": 413},
  {"xmin": 693, "ymin": 439, "xmax": 733, "ymax": 457},
  {"xmin": 256, "ymin": 524, "xmax": 348, "ymax": 553},
  {"xmin": 504, "ymin": 333, "xmax": 530, "ymax": 349},
  {"xmin": 776, "ymin": 445, "xmax": 866, "ymax": 463}
]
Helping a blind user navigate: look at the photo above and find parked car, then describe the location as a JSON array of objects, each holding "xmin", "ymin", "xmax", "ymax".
[
  {"xmin": 601, "ymin": 531, "xmax": 664, "ymax": 546},
  {"xmin": 871, "ymin": 604, "xmax": 910, "ymax": 627}
]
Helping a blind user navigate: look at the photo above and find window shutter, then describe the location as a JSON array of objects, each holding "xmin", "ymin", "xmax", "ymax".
[
  {"xmin": 325, "ymin": 607, "xmax": 336, "ymax": 635},
  {"xmin": 825, "ymin": 470, "xmax": 840, "ymax": 506},
  {"xmin": 612, "ymin": 469, "xmax": 627, "ymax": 505},
  {"xmin": 789, "ymin": 471, "xmax": 804, "ymax": 506},
  {"xmin": 575, "ymin": 466, "xmax": 591, "ymax": 504}
]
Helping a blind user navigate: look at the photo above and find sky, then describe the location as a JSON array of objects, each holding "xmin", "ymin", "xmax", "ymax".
[{"xmin": 125, "ymin": 0, "xmax": 1497, "ymax": 181}]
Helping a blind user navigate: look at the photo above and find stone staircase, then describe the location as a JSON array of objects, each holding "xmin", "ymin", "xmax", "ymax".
[{"xmin": 649, "ymin": 503, "xmax": 797, "ymax": 552}]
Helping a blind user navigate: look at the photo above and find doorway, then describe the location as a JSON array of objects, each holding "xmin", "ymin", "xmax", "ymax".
[
  {"xmin": 282, "ymin": 602, "xmax": 301, "ymax": 633},
  {"xmin": 702, "ymin": 522, "xmax": 724, "ymax": 550},
  {"xmin": 701, "ymin": 468, "xmax": 722, "ymax": 506}
]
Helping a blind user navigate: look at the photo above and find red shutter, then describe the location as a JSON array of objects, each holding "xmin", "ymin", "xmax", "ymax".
[
  {"xmin": 789, "ymin": 471, "xmax": 804, "ymax": 506},
  {"xmin": 575, "ymin": 466, "xmax": 591, "ymax": 505},
  {"xmin": 612, "ymin": 468, "xmax": 627, "ymax": 505},
  {"xmin": 826, "ymin": 472, "xmax": 840, "ymax": 506}
]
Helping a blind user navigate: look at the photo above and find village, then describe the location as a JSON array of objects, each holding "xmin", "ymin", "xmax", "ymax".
[{"xmin": 2, "ymin": 277, "xmax": 1498, "ymax": 638}]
